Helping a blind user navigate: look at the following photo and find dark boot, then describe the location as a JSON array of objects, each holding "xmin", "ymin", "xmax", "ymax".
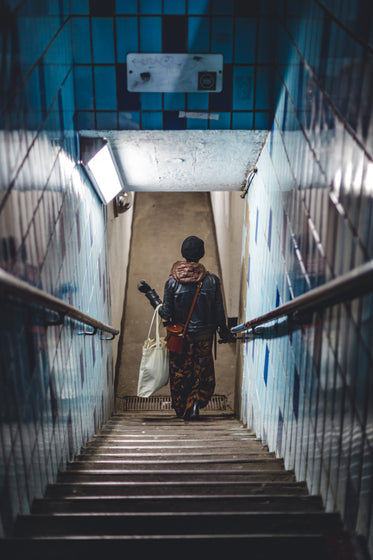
[{"xmin": 183, "ymin": 399, "xmax": 199, "ymax": 421}]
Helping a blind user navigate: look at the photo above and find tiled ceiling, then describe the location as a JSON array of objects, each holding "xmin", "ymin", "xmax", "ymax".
[
  {"xmin": 72, "ymin": 0, "xmax": 282, "ymax": 190},
  {"xmin": 73, "ymin": 0, "xmax": 281, "ymax": 132}
]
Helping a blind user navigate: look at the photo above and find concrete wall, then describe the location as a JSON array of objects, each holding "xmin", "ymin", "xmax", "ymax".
[
  {"xmin": 107, "ymin": 195, "xmax": 135, "ymax": 372},
  {"xmin": 210, "ymin": 191, "xmax": 244, "ymax": 318}
]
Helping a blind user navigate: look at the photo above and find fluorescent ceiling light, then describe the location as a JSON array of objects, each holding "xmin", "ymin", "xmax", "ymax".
[{"xmin": 87, "ymin": 144, "xmax": 123, "ymax": 204}]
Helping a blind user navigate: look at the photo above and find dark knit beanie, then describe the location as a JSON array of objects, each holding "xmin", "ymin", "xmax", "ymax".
[{"xmin": 181, "ymin": 236, "xmax": 205, "ymax": 262}]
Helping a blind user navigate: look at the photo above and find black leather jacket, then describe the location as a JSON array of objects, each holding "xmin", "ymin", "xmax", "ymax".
[{"xmin": 158, "ymin": 262, "xmax": 227, "ymax": 334}]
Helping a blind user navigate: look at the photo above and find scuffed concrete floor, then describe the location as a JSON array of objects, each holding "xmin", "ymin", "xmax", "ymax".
[{"xmin": 115, "ymin": 191, "xmax": 237, "ymax": 411}]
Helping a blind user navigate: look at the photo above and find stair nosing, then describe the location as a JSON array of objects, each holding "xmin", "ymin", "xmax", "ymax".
[
  {"xmin": 59, "ymin": 469, "xmax": 292, "ymax": 474},
  {"xmin": 35, "ymin": 494, "xmax": 321, "ymax": 501},
  {"xmin": 7, "ymin": 533, "xmax": 329, "ymax": 540},
  {"xmin": 17, "ymin": 511, "xmax": 340, "ymax": 519}
]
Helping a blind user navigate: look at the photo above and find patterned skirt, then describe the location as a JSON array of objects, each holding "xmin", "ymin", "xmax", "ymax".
[{"xmin": 168, "ymin": 332, "xmax": 215, "ymax": 418}]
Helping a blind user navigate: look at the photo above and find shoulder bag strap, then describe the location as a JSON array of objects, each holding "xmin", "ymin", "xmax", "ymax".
[{"xmin": 182, "ymin": 281, "xmax": 202, "ymax": 337}]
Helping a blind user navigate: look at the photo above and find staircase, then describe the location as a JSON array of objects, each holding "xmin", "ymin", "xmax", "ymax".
[{"xmin": 1, "ymin": 411, "xmax": 354, "ymax": 559}]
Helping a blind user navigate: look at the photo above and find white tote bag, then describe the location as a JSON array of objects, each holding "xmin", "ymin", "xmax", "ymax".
[{"xmin": 137, "ymin": 304, "xmax": 169, "ymax": 398}]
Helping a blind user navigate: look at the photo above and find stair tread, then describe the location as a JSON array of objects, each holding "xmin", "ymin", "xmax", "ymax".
[
  {"xmin": 16, "ymin": 511, "xmax": 341, "ymax": 531},
  {"xmin": 32, "ymin": 494, "xmax": 324, "ymax": 513},
  {"xmin": 15, "ymin": 511, "xmax": 342, "ymax": 538},
  {"xmin": 46, "ymin": 481, "xmax": 308, "ymax": 497},
  {"xmin": 68, "ymin": 457, "xmax": 282, "ymax": 464},
  {"xmin": 90, "ymin": 437, "xmax": 258, "ymax": 443},
  {"xmin": 59, "ymin": 469, "xmax": 293, "ymax": 475},
  {"xmin": 35, "ymin": 494, "xmax": 321, "ymax": 501},
  {"xmin": 4, "ymin": 534, "xmax": 332, "ymax": 539},
  {"xmin": 58, "ymin": 470, "xmax": 297, "ymax": 483},
  {"xmin": 0, "ymin": 535, "xmax": 338, "ymax": 560},
  {"xmin": 86, "ymin": 446, "xmax": 261, "ymax": 451},
  {"xmin": 77, "ymin": 452, "xmax": 272, "ymax": 458},
  {"xmin": 18, "ymin": 511, "xmax": 340, "ymax": 518}
]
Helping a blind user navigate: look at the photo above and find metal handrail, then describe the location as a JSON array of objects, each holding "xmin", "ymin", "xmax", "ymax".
[
  {"xmin": 0, "ymin": 267, "xmax": 119, "ymax": 338},
  {"xmin": 232, "ymin": 260, "xmax": 373, "ymax": 334}
]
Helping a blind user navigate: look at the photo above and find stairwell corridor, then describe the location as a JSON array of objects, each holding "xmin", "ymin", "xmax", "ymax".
[{"xmin": 0, "ymin": 410, "xmax": 355, "ymax": 559}]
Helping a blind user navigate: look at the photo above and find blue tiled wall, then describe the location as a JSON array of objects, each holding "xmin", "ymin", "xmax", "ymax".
[
  {"xmin": 0, "ymin": 2, "xmax": 114, "ymax": 536},
  {"xmin": 240, "ymin": 0, "xmax": 373, "ymax": 552},
  {"xmin": 71, "ymin": 0, "xmax": 282, "ymax": 131}
]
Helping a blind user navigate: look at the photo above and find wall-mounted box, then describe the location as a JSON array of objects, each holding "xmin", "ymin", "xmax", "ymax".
[{"xmin": 126, "ymin": 53, "xmax": 223, "ymax": 92}]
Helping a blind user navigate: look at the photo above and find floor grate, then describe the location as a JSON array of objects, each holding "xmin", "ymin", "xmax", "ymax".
[{"xmin": 115, "ymin": 395, "xmax": 228, "ymax": 412}]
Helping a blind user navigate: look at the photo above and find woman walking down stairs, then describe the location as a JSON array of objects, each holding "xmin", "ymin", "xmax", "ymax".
[{"xmin": 0, "ymin": 411, "xmax": 357, "ymax": 559}]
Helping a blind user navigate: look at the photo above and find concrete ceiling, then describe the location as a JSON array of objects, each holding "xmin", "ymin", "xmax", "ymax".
[{"xmin": 80, "ymin": 130, "xmax": 268, "ymax": 192}]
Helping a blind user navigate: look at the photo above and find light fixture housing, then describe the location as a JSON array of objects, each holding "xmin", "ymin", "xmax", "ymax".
[{"xmin": 85, "ymin": 142, "xmax": 124, "ymax": 204}]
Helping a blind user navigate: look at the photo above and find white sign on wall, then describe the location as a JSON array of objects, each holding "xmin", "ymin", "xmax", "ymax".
[{"xmin": 126, "ymin": 53, "xmax": 223, "ymax": 93}]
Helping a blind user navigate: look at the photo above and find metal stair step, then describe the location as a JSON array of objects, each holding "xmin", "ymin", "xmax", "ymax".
[
  {"xmin": 78, "ymin": 449, "xmax": 272, "ymax": 458},
  {"xmin": 99, "ymin": 420, "xmax": 252, "ymax": 428},
  {"xmin": 109, "ymin": 418, "xmax": 239, "ymax": 425},
  {"xmin": 57, "ymin": 469, "xmax": 297, "ymax": 483},
  {"xmin": 31, "ymin": 494, "xmax": 324, "ymax": 513},
  {"xmin": 65, "ymin": 458, "xmax": 285, "ymax": 470},
  {"xmin": 15, "ymin": 511, "xmax": 342, "ymax": 537},
  {"xmin": 96, "ymin": 429, "xmax": 257, "ymax": 438},
  {"xmin": 90, "ymin": 436, "xmax": 258, "ymax": 444},
  {"xmin": 0, "ymin": 534, "xmax": 339, "ymax": 560},
  {"xmin": 83, "ymin": 441, "xmax": 264, "ymax": 451},
  {"xmin": 46, "ymin": 480, "xmax": 309, "ymax": 497}
]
